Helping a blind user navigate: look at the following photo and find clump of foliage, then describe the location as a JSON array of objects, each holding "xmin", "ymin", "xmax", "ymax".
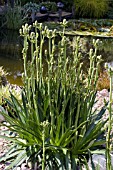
[
  {"xmin": 0, "ymin": 20, "xmax": 108, "ymax": 169},
  {"xmin": 0, "ymin": 66, "xmax": 8, "ymax": 86},
  {"xmin": 0, "ymin": 67, "xmax": 21, "ymax": 113},
  {"xmin": 22, "ymin": 1, "xmax": 57, "ymax": 13},
  {"xmin": 22, "ymin": 2, "xmax": 40, "ymax": 23},
  {"xmin": 20, "ymin": 0, "xmax": 40, "ymax": 6},
  {"xmin": 97, "ymin": 70, "xmax": 110, "ymax": 91},
  {"xmin": 40, "ymin": 1, "xmax": 57, "ymax": 12},
  {"xmin": 74, "ymin": 0, "xmax": 109, "ymax": 18},
  {"xmin": 106, "ymin": 0, "xmax": 113, "ymax": 18},
  {"xmin": 59, "ymin": 0, "xmax": 73, "ymax": 12},
  {"xmin": 3, "ymin": 5, "xmax": 23, "ymax": 30},
  {"xmin": 22, "ymin": 2, "xmax": 40, "ymax": 14},
  {"xmin": 0, "ymin": 85, "xmax": 22, "ymax": 105}
]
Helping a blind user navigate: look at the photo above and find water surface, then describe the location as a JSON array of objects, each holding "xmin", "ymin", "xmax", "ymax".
[
  {"xmin": 0, "ymin": 29, "xmax": 23, "ymax": 85},
  {"xmin": 1, "ymin": 29, "xmax": 113, "ymax": 86},
  {"xmin": 0, "ymin": 56, "xmax": 23, "ymax": 86}
]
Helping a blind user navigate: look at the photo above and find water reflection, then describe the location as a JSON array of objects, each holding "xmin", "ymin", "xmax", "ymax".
[
  {"xmin": 0, "ymin": 29, "xmax": 23, "ymax": 85},
  {"xmin": 0, "ymin": 29, "xmax": 22, "ymax": 58},
  {"xmin": 79, "ymin": 37, "xmax": 113, "ymax": 63},
  {"xmin": 0, "ymin": 56, "xmax": 23, "ymax": 86},
  {"xmin": 0, "ymin": 29, "xmax": 113, "ymax": 86}
]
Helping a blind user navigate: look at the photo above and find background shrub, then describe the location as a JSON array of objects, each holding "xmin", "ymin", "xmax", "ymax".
[
  {"xmin": 0, "ymin": 67, "xmax": 7, "ymax": 86},
  {"xmin": 74, "ymin": 0, "xmax": 109, "ymax": 18}
]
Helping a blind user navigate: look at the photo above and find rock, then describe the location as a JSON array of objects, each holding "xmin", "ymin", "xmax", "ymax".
[
  {"xmin": 16, "ymin": 167, "xmax": 21, "ymax": 170},
  {"xmin": 88, "ymin": 153, "xmax": 113, "ymax": 170},
  {"xmin": 21, "ymin": 163, "xmax": 30, "ymax": 170},
  {"xmin": 0, "ymin": 114, "xmax": 5, "ymax": 122},
  {"xmin": 88, "ymin": 154, "xmax": 106, "ymax": 169}
]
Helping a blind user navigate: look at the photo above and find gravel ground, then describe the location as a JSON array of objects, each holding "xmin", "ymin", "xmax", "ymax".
[
  {"xmin": 0, "ymin": 125, "xmax": 31, "ymax": 170},
  {"xmin": 0, "ymin": 89, "xmax": 112, "ymax": 170},
  {"xmin": 0, "ymin": 126, "xmax": 10, "ymax": 170}
]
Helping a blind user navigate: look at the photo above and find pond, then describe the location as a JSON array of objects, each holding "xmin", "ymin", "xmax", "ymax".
[
  {"xmin": 0, "ymin": 29, "xmax": 113, "ymax": 86},
  {"xmin": 0, "ymin": 29, "xmax": 23, "ymax": 86}
]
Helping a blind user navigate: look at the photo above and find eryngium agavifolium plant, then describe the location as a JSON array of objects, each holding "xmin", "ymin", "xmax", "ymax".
[
  {"xmin": 105, "ymin": 64, "xmax": 113, "ymax": 170},
  {"xmin": 0, "ymin": 19, "xmax": 108, "ymax": 169}
]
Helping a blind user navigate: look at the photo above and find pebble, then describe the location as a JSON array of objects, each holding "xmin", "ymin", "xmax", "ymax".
[
  {"xmin": 16, "ymin": 167, "xmax": 21, "ymax": 170},
  {"xmin": 0, "ymin": 114, "xmax": 5, "ymax": 123},
  {"xmin": 21, "ymin": 163, "xmax": 30, "ymax": 170}
]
